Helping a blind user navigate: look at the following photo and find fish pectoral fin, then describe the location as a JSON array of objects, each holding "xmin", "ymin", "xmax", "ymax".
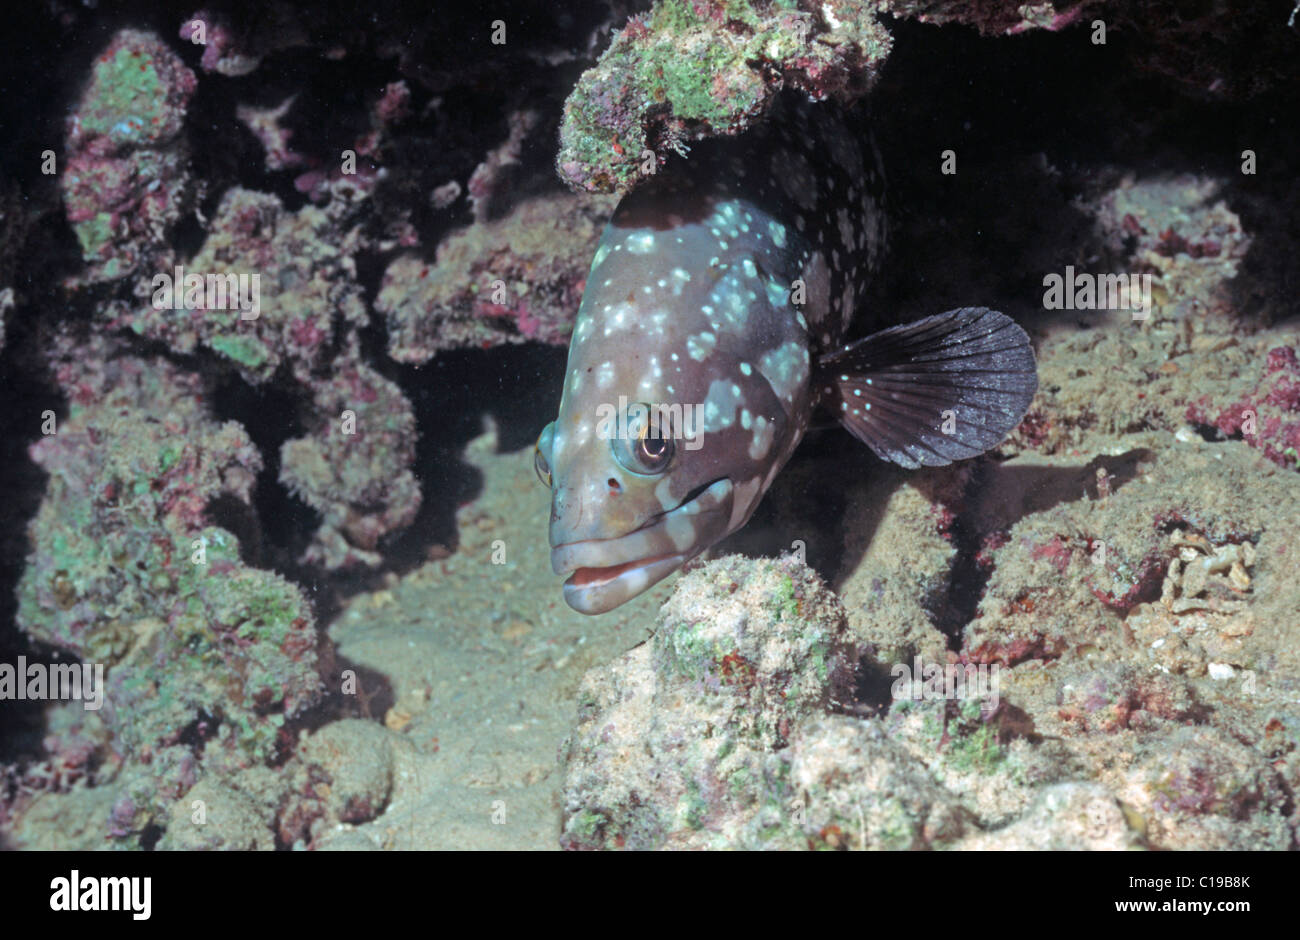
[{"xmin": 816, "ymin": 306, "xmax": 1038, "ymax": 469}]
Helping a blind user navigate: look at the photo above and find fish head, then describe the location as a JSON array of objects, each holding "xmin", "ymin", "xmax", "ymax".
[{"xmin": 537, "ymin": 201, "xmax": 814, "ymax": 614}]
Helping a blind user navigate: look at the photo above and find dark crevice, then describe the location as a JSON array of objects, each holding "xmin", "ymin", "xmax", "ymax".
[
  {"xmin": 176, "ymin": 710, "xmax": 221, "ymax": 749},
  {"xmin": 1190, "ymin": 422, "xmax": 1235, "ymax": 443},
  {"xmin": 139, "ymin": 823, "xmax": 164, "ymax": 851},
  {"xmin": 0, "ymin": 306, "xmax": 66, "ymax": 767},
  {"xmin": 203, "ymin": 492, "xmax": 266, "ymax": 566},
  {"xmin": 377, "ymin": 343, "xmax": 568, "ymax": 575},
  {"xmin": 169, "ymin": 206, "xmax": 209, "ymax": 261},
  {"xmin": 934, "ymin": 462, "xmax": 992, "ymax": 651},
  {"xmin": 207, "ymin": 369, "xmax": 318, "ymax": 566},
  {"xmin": 930, "ymin": 450, "xmax": 1155, "ymax": 651},
  {"xmin": 851, "ymin": 655, "xmax": 901, "ymax": 718}
]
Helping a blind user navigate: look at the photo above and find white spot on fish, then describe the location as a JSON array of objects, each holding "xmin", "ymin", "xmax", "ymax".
[
  {"xmin": 626, "ymin": 232, "xmax": 656, "ymax": 254},
  {"xmin": 771, "ymin": 149, "xmax": 818, "ymax": 210},
  {"xmin": 654, "ymin": 477, "xmax": 676, "ymax": 511},
  {"xmin": 704, "ymin": 379, "xmax": 745, "ymax": 430},
  {"xmin": 748, "ymin": 414, "xmax": 774, "ymax": 459},
  {"xmin": 765, "ymin": 279, "xmax": 787, "ymax": 309},
  {"xmin": 604, "ymin": 303, "xmax": 633, "ymax": 336},
  {"xmin": 837, "ymin": 206, "xmax": 857, "ymax": 249},
  {"xmin": 759, "ymin": 340, "xmax": 810, "ymax": 402},
  {"xmin": 687, "ymin": 332, "xmax": 716, "ymax": 362}
]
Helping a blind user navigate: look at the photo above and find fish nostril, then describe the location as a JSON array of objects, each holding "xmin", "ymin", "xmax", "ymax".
[{"xmin": 607, "ymin": 477, "xmax": 622, "ymax": 494}]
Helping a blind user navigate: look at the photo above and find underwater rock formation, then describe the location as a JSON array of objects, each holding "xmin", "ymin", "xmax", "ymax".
[
  {"xmin": 13, "ymin": 330, "xmax": 322, "ymax": 842},
  {"xmin": 558, "ymin": 0, "xmax": 894, "ymax": 196},
  {"xmin": 61, "ymin": 29, "xmax": 196, "ymax": 284},
  {"xmin": 557, "ymin": 0, "xmax": 1113, "ymax": 197},
  {"xmin": 94, "ymin": 176, "xmax": 422, "ymax": 568},
  {"xmin": 3, "ymin": 0, "xmax": 1299, "ymax": 855},
  {"xmin": 376, "ymin": 192, "xmax": 616, "ymax": 359},
  {"xmin": 1188, "ymin": 344, "xmax": 1300, "ymax": 472},
  {"xmin": 562, "ymin": 417, "xmax": 1300, "ymax": 850},
  {"xmin": 107, "ymin": 186, "xmax": 368, "ymax": 382},
  {"xmin": 561, "ymin": 554, "xmax": 976, "ymax": 849},
  {"xmin": 278, "ymin": 344, "xmax": 420, "ymax": 568}
]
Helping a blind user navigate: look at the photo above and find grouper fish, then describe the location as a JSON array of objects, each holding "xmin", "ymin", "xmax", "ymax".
[{"xmin": 535, "ymin": 94, "xmax": 1037, "ymax": 614}]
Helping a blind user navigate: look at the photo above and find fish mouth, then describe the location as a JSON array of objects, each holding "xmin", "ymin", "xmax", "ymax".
[{"xmin": 551, "ymin": 478, "xmax": 734, "ymax": 615}]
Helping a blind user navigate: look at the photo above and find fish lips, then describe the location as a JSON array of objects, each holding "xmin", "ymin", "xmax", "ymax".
[{"xmin": 551, "ymin": 478, "xmax": 734, "ymax": 615}]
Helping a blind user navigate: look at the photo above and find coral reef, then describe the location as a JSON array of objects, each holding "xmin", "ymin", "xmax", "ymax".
[
  {"xmin": 833, "ymin": 464, "xmax": 967, "ymax": 665},
  {"xmin": 155, "ymin": 778, "xmax": 276, "ymax": 850},
  {"xmin": 557, "ymin": 0, "xmax": 1114, "ymax": 197},
  {"xmin": 61, "ymin": 29, "xmax": 196, "ymax": 284},
  {"xmin": 1187, "ymin": 344, "xmax": 1300, "ymax": 472},
  {"xmin": 107, "ymin": 186, "xmax": 368, "ymax": 381},
  {"xmin": 93, "ymin": 177, "xmax": 421, "ymax": 566},
  {"xmin": 4, "ymin": 0, "xmax": 1300, "ymax": 856},
  {"xmin": 278, "ymin": 343, "xmax": 420, "ymax": 568},
  {"xmin": 954, "ymin": 782, "xmax": 1138, "ymax": 850},
  {"xmin": 560, "ymin": 554, "xmax": 969, "ymax": 850},
  {"xmin": 11, "ymin": 330, "xmax": 322, "ymax": 842},
  {"xmin": 275, "ymin": 719, "xmax": 398, "ymax": 845},
  {"xmin": 376, "ymin": 192, "xmax": 616, "ymax": 358},
  {"xmin": 558, "ymin": 0, "xmax": 894, "ymax": 195},
  {"xmin": 881, "ymin": 0, "xmax": 1098, "ymax": 34},
  {"xmin": 1107, "ymin": 0, "xmax": 1300, "ymax": 101},
  {"xmin": 179, "ymin": 9, "xmax": 308, "ymax": 78},
  {"xmin": 564, "ymin": 483, "xmax": 1297, "ymax": 849},
  {"xmin": 5, "ymin": 10, "xmax": 619, "ymax": 846}
]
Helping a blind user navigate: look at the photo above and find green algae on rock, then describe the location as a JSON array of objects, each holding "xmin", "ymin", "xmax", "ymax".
[
  {"xmin": 61, "ymin": 30, "xmax": 196, "ymax": 283},
  {"xmin": 278, "ymin": 340, "xmax": 421, "ymax": 569},
  {"xmin": 375, "ymin": 192, "xmax": 617, "ymax": 359},
  {"xmin": 562, "ymin": 553, "xmax": 859, "ymax": 849},
  {"xmin": 557, "ymin": 0, "xmax": 893, "ymax": 196},
  {"xmin": 108, "ymin": 186, "xmax": 369, "ymax": 384},
  {"xmin": 555, "ymin": 0, "xmax": 1110, "ymax": 198},
  {"xmin": 96, "ymin": 184, "xmax": 422, "ymax": 569},
  {"xmin": 15, "ymin": 332, "xmax": 321, "ymax": 841}
]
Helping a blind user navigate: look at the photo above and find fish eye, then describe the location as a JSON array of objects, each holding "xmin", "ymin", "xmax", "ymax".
[
  {"xmin": 637, "ymin": 432, "xmax": 674, "ymax": 469},
  {"xmin": 534, "ymin": 422, "xmax": 555, "ymax": 488},
  {"xmin": 611, "ymin": 405, "xmax": 676, "ymax": 475}
]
